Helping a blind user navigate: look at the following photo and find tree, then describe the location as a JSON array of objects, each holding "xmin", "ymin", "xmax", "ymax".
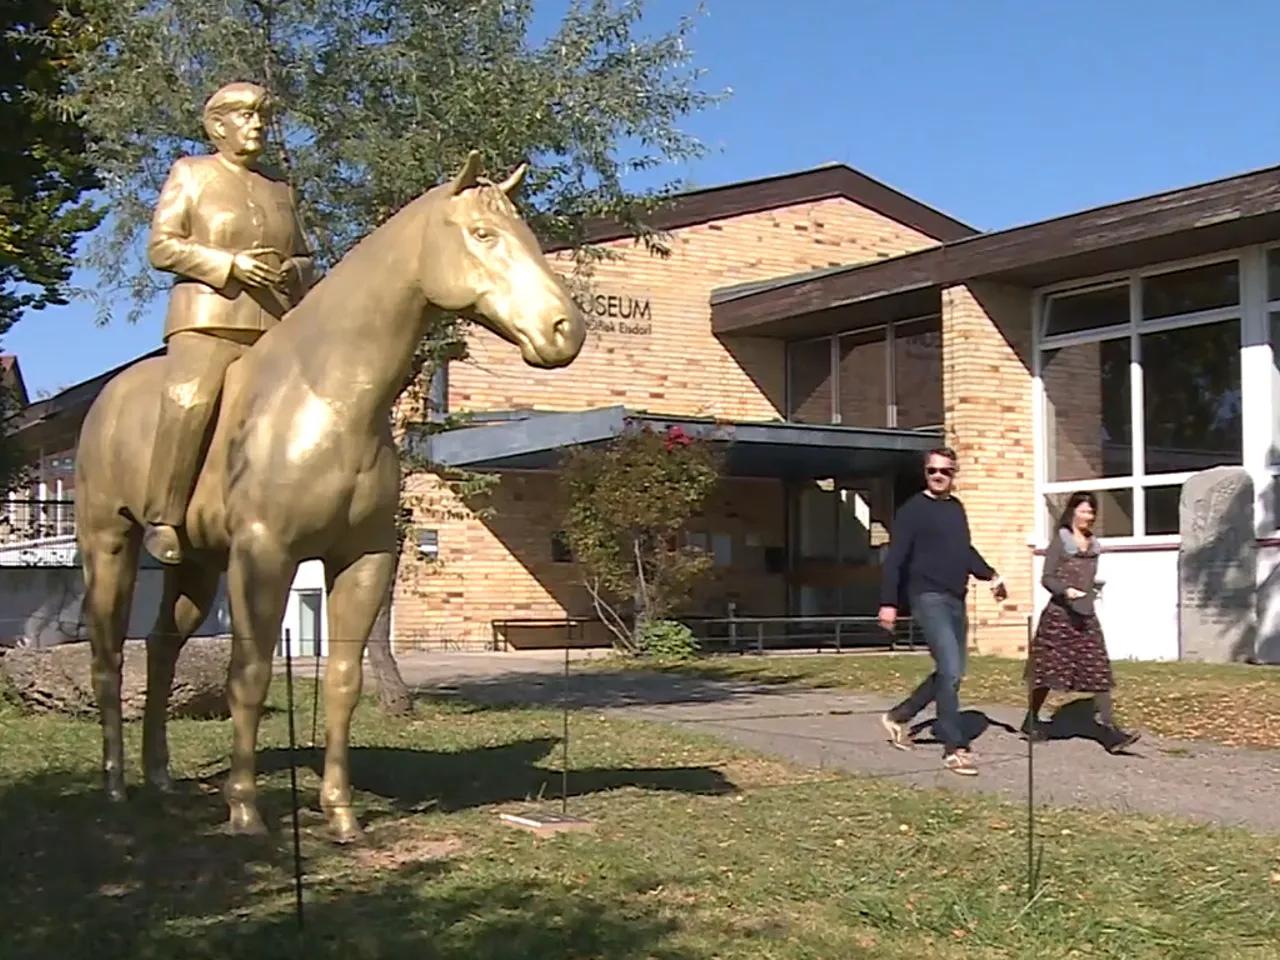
[
  {"xmin": 559, "ymin": 424, "xmax": 722, "ymax": 653},
  {"xmin": 43, "ymin": 0, "xmax": 723, "ymax": 321},
  {"xmin": 1, "ymin": 1, "xmax": 102, "ymax": 333},
  {"xmin": 1, "ymin": 0, "xmax": 103, "ymax": 493},
  {"xmin": 47, "ymin": 0, "xmax": 723, "ymax": 693}
]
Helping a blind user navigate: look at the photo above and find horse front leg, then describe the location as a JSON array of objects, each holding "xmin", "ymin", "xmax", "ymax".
[
  {"xmin": 321, "ymin": 547, "xmax": 395, "ymax": 843},
  {"xmin": 224, "ymin": 535, "xmax": 295, "ymax": 836},
  {"xmin": 82, "ymin": 527, "xmax": 141, "ymax": 802}
]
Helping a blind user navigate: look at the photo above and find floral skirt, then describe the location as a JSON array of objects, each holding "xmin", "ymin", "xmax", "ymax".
[{"xmin": 1025, "ymin": 601, "xmax": 1114, "ymax": 692}]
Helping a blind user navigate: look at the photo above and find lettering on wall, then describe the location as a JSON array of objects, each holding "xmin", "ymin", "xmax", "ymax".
[{"xmin": 573, "ymin": 292, "xmax": 653, "ymax": 336}]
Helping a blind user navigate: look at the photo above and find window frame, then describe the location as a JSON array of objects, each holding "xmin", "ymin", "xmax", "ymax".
[
  {"xmin": 1033, "ymin": 245, "xmax": 1269, "ymax": 545},
  {"xmin": 784, "ymin": 313, "xmax": 943, "ymax": 430}
]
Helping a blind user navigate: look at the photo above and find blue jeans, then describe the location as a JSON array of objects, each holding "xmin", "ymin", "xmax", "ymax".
[{"xmin": 888, "ymin": 591, "xmax": 969, "ymax": 751}]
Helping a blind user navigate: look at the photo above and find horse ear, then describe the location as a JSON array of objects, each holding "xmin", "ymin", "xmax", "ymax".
[
  {"xmin": 450, "ymin": 150, "xmax": 483, "ymax": 195},
  {"xmin": 498, "ymin": 162, "xmax": 528, "ymax": 198}
]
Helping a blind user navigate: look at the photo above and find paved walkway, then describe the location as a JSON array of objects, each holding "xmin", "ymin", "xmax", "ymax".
[{"xmin": 392, "ymin": 652, "xmax": 1280, "ymax": 834}]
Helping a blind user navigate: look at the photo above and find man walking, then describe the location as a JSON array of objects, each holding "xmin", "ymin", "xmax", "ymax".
[{"xmin": 878, "ymin": 446, "xmax": 1006, "ymax": 776}]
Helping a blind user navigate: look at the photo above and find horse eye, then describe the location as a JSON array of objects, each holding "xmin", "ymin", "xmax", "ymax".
[{"xmin": 472, "ymin": 226, "xmax": 496, "ymax": 242}]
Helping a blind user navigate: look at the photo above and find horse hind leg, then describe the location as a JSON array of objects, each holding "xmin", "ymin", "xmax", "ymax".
[
  {"xmin": 142, "ymin": 561, "xmax": 221, "ymax": 792},
  {"xmin": 224, "ymin": 533, "xmax": 295, "ymax": 836},
  {"xmin": 81, "ymin": 522, "xmax": 141, "ymax": 802},
  {"xmin": 320, "ymin": 547, "xmax": 396, "ymax": 843}
]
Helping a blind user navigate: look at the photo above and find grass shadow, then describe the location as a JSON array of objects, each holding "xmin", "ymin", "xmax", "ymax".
[
  {"xmin": 0, "ymin": 767, "xmax": 289, "ymax": 958},
  {"xmin": 414, "ymin": 667, "xmax": 826, "ymax": 715},
  {"xmin": 256, "ymin": 738, "xmax": 737, "ymax": 812}
]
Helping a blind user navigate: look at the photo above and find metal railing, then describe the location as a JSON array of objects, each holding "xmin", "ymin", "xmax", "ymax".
[
  {"xmin": 1, "ymin": 498, "xmax": 76, "ymax": 543},
  {"xmin": 680, "ymin": 614, "xmax": 917, "ymax": 654},
  {"xmin": 489, "ymin": 613, "xmax": 917, "ymax": 654}
]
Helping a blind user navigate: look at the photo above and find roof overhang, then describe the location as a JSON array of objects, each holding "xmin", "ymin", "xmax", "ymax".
[
  {"xmin": 712, "ymin": 162, "xmax": 1280, "ymax": 337},
  {"xmin": 544, "ymin": 162, "xmax": 977, "ymax": 252},
  {"xmin": 412, "ymin": 406, "xmax": 940, "ymax": 480}
]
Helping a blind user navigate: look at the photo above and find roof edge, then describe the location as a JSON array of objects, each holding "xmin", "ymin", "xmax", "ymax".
[{"xmin": 546, "ymin": 162, "xmax": 978, "ymax": 253}]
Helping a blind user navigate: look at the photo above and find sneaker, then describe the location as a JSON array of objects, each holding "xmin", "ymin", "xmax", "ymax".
[
  {"xmin": 943, "ymin": 751, "xmax": 978, "ymax": 776},
  {"xmin": 880, "ymin": 713, "xmax": 911, "ymax": 751}
]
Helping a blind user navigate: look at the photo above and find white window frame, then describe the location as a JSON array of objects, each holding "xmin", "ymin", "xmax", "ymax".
[{"xmin": 1033, "ymin": 244, "xmax": 1274, "ymax": 545}]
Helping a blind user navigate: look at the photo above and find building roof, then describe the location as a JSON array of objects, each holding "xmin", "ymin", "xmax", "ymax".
[
  {"xmin": 563, "ymin": 162, "xmax": 978, "ymax": 249},
  {"xmin": 712, "ymin": 161, "xmax": 1280, "ymax": 337},
  {"xmin": 6, "ymin": 347, "xmax": 164, "ymax": 438},
  {"xmin": 1, "ymin": 355, "xmax": 29, "ymax": 408},
  {"xmin": 412, "ymin": 405, "xmax": 941, "ymax": 479}
]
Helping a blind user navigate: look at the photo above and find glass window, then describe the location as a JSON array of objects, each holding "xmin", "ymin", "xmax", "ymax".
[
  {"xmin": 1267, "ymin": 248, "xmax": 1280, "ymax": 302},
  {"xmin": 1144, "ymin": 485, "xmax": 1182, "ymax": 535},
  {"xmin": 1141, "ymin": 260, "xmax": 1238, "ymax": 320},
  {"xmin": 1141, "ymin": 319, "xmax": 1241, "ymax": 474},
  {"xmin": 836, "ymin": 328, "xmax": 887, "ymax": 427},
  {"xmin": 1045, "ymin": 489, "xmax": 1135, "ymax": 538},
  {"xmin": 1272, "ymin": 312, "xmax": 1280, "ymax": 466},
  {"xmin": 1041, "ymin": 337, "xmax": 1132, "ymax": 481},
  {"xmin": 1043, "ymin": 283, "xmax": 1129, "ymax": 338},
  {"xmin": 893, "ymin": 317, "xmax": 943, "ymax": 428},
  {"xmin": 787, "ymin": 338, "xmax": 833, "ymax": 424},
  {"xmin": 795, "ymin": 484, "xmax": 835, "ymax": 560}
]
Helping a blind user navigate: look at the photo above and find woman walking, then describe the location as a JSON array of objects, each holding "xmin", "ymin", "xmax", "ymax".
[{"xmin": 1023, "ymin": 492, "xmax": 1140, "ymax": 753}]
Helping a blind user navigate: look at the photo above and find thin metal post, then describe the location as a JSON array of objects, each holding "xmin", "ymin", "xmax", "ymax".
[
  {"xmin": 756, "ymin": 621, "xmax": 764, "ymax": 654},
  {"xmin": 561, "ymin": 637, "xmax": 570, "ymax": 815},
  {"xmin": 1025, "ymin": 613, "xmax": 1040, "ymax": 905},
  {"xmin": 835, "ymin": 620, "xmax": 842, "ymax": 653},
  {"xmin": 310, "ymin": 636, "xmax": 321, "ymax": 748},
  {"xmin": 283, "ymin": 628, "xmax": 305, "ymax": 930}
]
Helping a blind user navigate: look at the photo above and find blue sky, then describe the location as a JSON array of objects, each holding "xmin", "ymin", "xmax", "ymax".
[{"xmin": 8, "ymin": 0, "xmax": 1280, "ymax": 397}]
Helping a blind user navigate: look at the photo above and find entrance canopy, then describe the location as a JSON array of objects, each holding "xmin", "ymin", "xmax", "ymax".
[{"xmin": 411, "ymin": 406, "xmax": 941, "ymax": 480}]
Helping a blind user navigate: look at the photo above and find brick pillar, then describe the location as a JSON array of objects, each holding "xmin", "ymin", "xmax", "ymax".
[{"xmin": 941, "ymin": 282, "xmax": 1036, "ymax": 655}]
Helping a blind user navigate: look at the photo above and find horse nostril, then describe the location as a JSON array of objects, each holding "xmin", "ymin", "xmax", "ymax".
[{"xmin": 554, "ymin": 317, "xmax": 572, "ymax": 341}]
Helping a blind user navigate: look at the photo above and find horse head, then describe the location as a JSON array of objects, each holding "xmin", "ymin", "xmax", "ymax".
[{"xmin": 422, "ymin": 150, "xmax": 586, "ymax": 369}]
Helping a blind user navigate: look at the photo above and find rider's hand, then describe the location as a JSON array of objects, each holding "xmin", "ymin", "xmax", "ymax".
[
  {"xmin": 1065, "ymin": 587, "xmax": 1087, "ymax": 600},
  {"xmin": 877, "ymin": 604, "xmax": 898, "ymax": 631},
  {"xmin": 231, "ymin": 246, "xmax": 284, "ymax": 289}
]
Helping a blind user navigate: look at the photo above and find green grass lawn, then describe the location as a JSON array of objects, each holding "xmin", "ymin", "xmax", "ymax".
[
  {"xmin": 1, "ymin": 684, "xmax": 1278, "ymax": 959},
  {"xmin": 628, "ymin": 653, "xmax": 1280, "ymax": 750}
]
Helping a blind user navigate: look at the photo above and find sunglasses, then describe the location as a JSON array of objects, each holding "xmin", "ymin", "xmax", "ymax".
[{"xmin": 925, "ymin": 466, "xmax": 955, "ymax": 477}]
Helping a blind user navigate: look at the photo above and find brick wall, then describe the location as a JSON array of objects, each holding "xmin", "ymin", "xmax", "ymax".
[
  {"xmin": 449, "ymin": 197, "xmax": 939, "ymax": 419},
  {"xmin": 393, "ymin": 473, "xmax": 789, "ymax": 650},
  {"xmin": 393, "ymin": 195, "xmax": 943, "ymax": 650},
  {"xmin": 940, "ymin": 282, "xmax": 1036, "ymax": 655}
]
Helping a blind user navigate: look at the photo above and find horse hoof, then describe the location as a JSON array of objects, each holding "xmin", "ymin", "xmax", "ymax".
[
  {"xmin": 228, "ymin": 802, "xmax": 269, "ymax": 837},
  {"xmin": 328, "ymin": 808, "xmax": 364, "ymax": 845},
  {"xmin": 145, "ymin": 769, "xmax": 175, "ymax": 794}
]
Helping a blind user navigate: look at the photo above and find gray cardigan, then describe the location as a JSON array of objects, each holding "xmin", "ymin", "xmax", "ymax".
[{"xmin": 1041, "ymin": 527, "xmax": 1101, "ymax": 616}]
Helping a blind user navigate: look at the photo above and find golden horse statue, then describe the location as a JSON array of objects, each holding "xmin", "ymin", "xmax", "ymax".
[{"xmin": 74, "ymin": 151, "xmax": 586, "ymax": 841}]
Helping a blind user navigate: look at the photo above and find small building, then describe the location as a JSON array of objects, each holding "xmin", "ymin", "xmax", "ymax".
[{"xmin": 5, "ymin": 160, "xmax": 1278, "ymax": 660}]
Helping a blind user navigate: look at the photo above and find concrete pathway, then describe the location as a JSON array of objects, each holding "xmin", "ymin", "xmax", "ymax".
[{"xmin": 391, "ymin": 652, "xmax": 1280, "ymax": 834}]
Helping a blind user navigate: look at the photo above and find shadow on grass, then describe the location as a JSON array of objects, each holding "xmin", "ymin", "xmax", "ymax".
[
  {"xmin": 0, "ymin": 743, "xmax": 721, "ymax": 959},
  {"xmin": 415, "ymin": 666, "xmax": 848, "ymax": 713},
  {"xmin": 257, "ymin": 738, "xmax": 736, "ymax": 812}
]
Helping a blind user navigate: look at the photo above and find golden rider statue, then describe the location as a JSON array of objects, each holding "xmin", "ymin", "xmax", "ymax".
[{"xmin": 142, "ymin": 81, "xmax": 314, "ymax": 565}]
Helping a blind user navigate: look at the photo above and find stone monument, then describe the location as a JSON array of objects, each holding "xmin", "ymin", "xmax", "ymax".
[{"xmin": 1178, "ymin": 466, "xmax": 1257, "ymax": 662}]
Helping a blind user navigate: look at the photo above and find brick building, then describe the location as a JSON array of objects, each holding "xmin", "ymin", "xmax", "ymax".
[{"xmin": 5, "ymin": 161, "xmax": 1280, "ymax": 660}]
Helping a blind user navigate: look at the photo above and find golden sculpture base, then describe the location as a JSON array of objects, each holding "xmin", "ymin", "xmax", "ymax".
[{"xmin": 498, "ymin": 810, "xmax": 595, "ymax": 837}]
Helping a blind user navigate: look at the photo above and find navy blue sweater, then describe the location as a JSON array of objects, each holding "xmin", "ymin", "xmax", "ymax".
[{"xmin": 879, "ymin": 492, "xmax": 996, "ymax": 606}]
